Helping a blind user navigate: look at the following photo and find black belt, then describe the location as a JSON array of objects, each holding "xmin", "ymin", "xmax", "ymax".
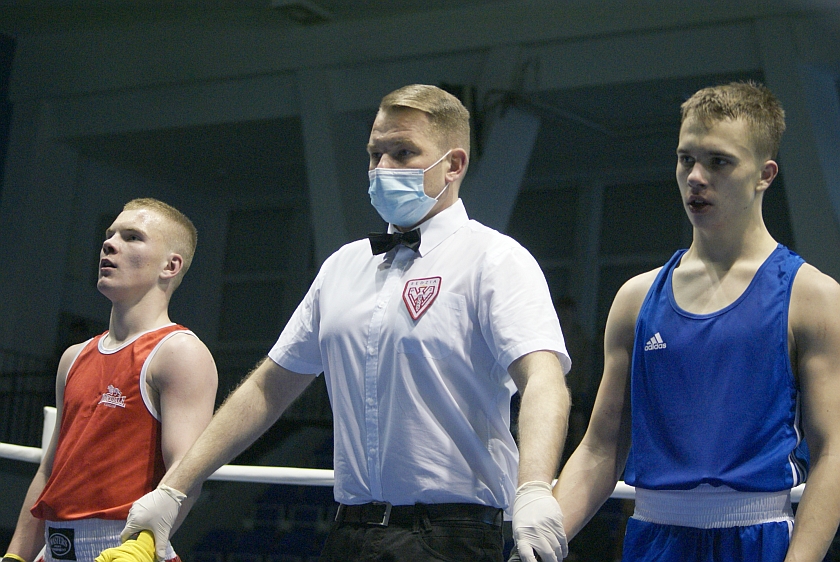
[{"xmin": 335, "ymin": 502, "xmax": 503, "ymax": 528}]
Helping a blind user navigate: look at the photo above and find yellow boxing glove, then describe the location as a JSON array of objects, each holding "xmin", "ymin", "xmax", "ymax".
[{"xmin": 95, "ymin": 531, "xmax": 156, "ymax": 562}]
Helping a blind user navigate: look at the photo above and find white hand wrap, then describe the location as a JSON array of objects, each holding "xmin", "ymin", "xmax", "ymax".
[
  {"xmin": 120, "ymin": 484, "xmax": 186, "ymax": 561},
  {"xmin": 512, "ymin": 481, "xmax": 568, "ymax": 562}
]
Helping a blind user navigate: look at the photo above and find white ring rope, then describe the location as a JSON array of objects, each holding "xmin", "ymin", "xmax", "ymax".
[
  {"xmin": 0, "ymin": 442, "xmax": 43, "ymax": 464},
  {"xmin": 0, "ymin": 408, "xmax": 805, "ymax": 502}
]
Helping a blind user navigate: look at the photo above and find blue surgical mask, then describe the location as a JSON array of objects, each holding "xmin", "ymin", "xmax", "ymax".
[{"xmin": 368, "ymin": 150, "xmax": 451, "ymax": 227}]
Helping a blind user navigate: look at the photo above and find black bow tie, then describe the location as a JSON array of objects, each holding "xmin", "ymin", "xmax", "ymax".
[{"xmin": 368, "ymin": 229, "xmax": 421, "ymax": 255}]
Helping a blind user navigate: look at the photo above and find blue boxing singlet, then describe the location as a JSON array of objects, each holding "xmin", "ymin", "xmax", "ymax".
[{"xmin": 624, "ymin": 244, "xmax": 807, "ymax": 492}]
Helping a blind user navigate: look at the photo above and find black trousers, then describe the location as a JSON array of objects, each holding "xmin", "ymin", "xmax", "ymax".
[{"xmin": 319, "ymin": 503, "xmax": 504, "ymax": 562}]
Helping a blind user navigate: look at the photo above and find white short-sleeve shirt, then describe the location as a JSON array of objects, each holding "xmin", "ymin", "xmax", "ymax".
[{"xmin": 269, "ymin": 199, "xmax": 569, "ymax": 511}]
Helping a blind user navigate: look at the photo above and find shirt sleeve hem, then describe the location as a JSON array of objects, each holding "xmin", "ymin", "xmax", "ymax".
[
  {"xmin": 267, "ymin": 349, "xmax": 323, "ymax": 375},
  {"xmin": 499, "ymin": 341, "xmax": 571, "ymax": 374}
]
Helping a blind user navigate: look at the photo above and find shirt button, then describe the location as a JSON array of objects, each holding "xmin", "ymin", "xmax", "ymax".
[{"xmin": 367, "ymin": 398, "xmax": 375, "ymax": 406}]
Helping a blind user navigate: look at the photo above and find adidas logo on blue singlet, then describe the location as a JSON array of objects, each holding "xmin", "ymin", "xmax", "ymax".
[{"xmin": 644, "ymin": 332, "xmax": 667, "ymax": 351}]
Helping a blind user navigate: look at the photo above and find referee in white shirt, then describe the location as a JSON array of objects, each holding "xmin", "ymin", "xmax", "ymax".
[{"xmin": 119, "ymin": 84, "xmax": 572, "ymax": 562}]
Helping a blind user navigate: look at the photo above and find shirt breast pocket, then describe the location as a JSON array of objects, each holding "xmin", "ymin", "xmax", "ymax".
[{"xmin": 397, "ymin": 292, "xmax": 466, "ymax": 359}]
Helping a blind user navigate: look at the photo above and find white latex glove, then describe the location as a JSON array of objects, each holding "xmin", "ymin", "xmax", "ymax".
[
  {"xmin": 120, "ymin": 484, "xmax": 186, "ymax": 561},
  {"xmin": 512, "ymin": 481, "xmax": 568, "ymax": 562}
]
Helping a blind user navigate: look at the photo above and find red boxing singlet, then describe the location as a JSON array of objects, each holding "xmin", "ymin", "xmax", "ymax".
[{"xmin": 32, "ymin": 324, "xmax": 193, "ymax": 521}]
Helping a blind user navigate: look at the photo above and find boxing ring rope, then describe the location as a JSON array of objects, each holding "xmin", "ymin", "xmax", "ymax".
[{"xmin": 0, "ymin": 408, "xmax": 805, "ymax": 502}]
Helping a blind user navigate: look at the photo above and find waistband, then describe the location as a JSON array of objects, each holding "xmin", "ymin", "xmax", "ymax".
[
  {"xmin": 335, "ymin": 502, "xmax": 503, "ymax": 528},
  {"xmin": 632, "ymin": 485, "xmax": 794, "ymax": 529},
  {"xmin": 45, "ymin": 520, "xmax": 178, "ymax": 561}
]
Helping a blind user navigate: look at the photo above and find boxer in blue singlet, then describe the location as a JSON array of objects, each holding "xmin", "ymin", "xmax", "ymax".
[{"xmin": 545, "ymin": 82, "xmax": 840, "ymax": 562}]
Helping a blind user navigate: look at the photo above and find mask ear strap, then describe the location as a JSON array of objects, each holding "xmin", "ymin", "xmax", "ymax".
[
  {"xmin": 433, "ymin": 182, "xmax": 451, "ymax": 202},
  {"xmin": 424, "ymin": 149, "xmax": 453, "ymax": 172}
]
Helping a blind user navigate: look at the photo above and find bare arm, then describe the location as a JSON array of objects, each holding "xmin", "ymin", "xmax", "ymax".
[
  {"xmin": 122, "ymin": 356, "xmax": 315, "ymax": 559},
  {"xmin": 509, "ymin": 350, "xmax": 571, "ymax": 562},
  {"xmin": 552, "ymin": 270, "xmax": 654, "ymax": 540},
  {"xmin": 160, "ymin": 357, "xmax": 315, "ymax": 495},
  {"xmin": 509, "ymin": 350, "xmax": 570, "ymax": 485},
  {"xmin": 785, "ymin": 265, "xmax": 840, "ymax": 562},
  {"xmin": 146, "ymin": 333, "xmax": 218, "ymax": 534},
  {"xmin": 5, "ymin": 344, "xmax": 80, "ymax": 561}
]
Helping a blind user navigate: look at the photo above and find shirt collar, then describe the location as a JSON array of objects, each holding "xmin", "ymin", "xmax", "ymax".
[{"xmin": 387, "ymin": 199, "xmax": 469, "ymax": 257}]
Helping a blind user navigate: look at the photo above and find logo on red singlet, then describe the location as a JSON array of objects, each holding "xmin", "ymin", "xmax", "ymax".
[
  {"xmin": 403, "ymin": 277, "xmax": 441, "ymax": 320},
  {"xmin": 98, "ymin": 385, "xmax": 127, "ymax": 408}
]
